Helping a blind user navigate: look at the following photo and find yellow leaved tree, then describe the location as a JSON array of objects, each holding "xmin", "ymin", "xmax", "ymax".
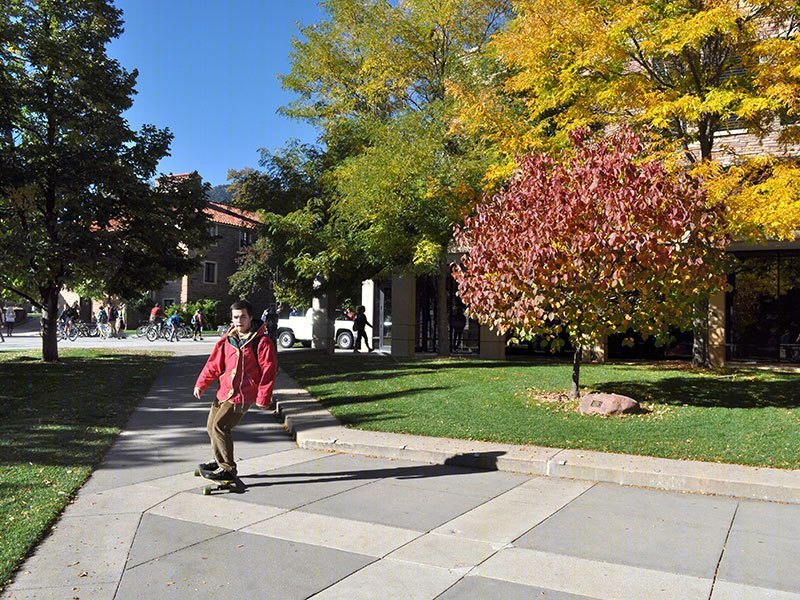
[{"xmin": 453, "ymin": 0, "xmax": 800, "ymax": 241}]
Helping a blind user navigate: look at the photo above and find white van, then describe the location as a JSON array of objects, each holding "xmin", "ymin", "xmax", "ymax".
[{"xmin": 276, "ymin": 308, "xmax": 356, "ymax": 349}]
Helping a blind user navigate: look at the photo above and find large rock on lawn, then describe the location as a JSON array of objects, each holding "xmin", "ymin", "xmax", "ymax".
[{"xmin": 579, "ymin": 393, "xmax": 640, "ymax": 416}]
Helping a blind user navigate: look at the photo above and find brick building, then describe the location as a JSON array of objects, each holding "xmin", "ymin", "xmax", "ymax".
[{"xmin": 152, "ymin": 201, "xmax": 272, "ymax": 322}]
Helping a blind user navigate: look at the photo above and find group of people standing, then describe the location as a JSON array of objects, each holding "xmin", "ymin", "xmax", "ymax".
[{"xmin": 94, "ymin": 303, "xmax": 126, "ymax": 339}]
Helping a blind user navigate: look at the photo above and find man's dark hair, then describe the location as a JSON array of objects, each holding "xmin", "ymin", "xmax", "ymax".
[{"xmin": 230, "ymin": 299, "xmax": 253, "ymax": 316}]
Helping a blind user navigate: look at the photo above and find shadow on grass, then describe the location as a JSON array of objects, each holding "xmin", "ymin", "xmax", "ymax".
[
  {"xmin": 319, "ymin": 386, "xmax": 449, "ymax": 408},
  {"xmin": 279, "ymin": 350, "xmax": 515, "ymax": 388},
  {"xmin": 595, "ymin": 375, "xmax": 800, "ymax": 409},
  {"xmin": 0, "ymin": 351, "xmax": 171, "ymax": 473}
]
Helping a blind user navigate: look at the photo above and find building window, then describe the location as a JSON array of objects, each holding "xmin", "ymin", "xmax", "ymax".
[
  {"xmin": 239, "ymin": 229, "xmax": 254, "ymax": 248},
  {"xmin": 163, "ymin": 298, "xmax": 175, "ymax": 309},
  {"xmin": 209, "ymin": 224, "xmax": 219, "ymax": 246},
  {"xmin": 203, "ymin": 261, "xmax": 217, "ymax": 284}
]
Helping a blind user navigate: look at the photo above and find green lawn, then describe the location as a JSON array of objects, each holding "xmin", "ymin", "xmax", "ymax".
[
  {"xmin": 0, "ymin": 349, "xmax": 169, "ymax": 588},
  {"xmin": 279, "ymin": 352, "xmax": 800, "ymax": 469}
]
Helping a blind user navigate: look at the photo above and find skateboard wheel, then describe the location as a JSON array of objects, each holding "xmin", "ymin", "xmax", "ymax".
[
  {"xmin": 203, "ymin": 486, "xmax": 212, "ymax": 495},
  {"xmin": 194, "ymin": 468, "xmax": 201, "ymax": 477}
]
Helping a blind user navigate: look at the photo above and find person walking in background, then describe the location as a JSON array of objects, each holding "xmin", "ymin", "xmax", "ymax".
[
  {"xmin": 97, "ymin": 305, "xmax": 109, "ymax": 339},
  {"xmin": 108, "ymin": 304, "xmax": 119, "ymax": 339},
  {"xmin": 263, "ymin": 305, "xmax": 278, "ymax": 344},
  {"xmin": 167, "ymin": 312, "xmax": 182, "ymax": 342},
  {"xmin": 353, "ymin": 305, "xmax": 373, "ymax": 353},
  {"xmin": 5, "ymin": 307, "xmax": 15, "ymax": 337},
  {"xmin": 117, "ymin": 303, "xmax": 126, "ymax": 338},
  {"xmin": 193, "ymin": 300, "xmax": 277, "ymax": 481},
  {"xmin": 0, "ymin": 307, "xmax": 5, "ymax": 342},
  {"xmin": 191, "ymin": 308, "xmax": 204, "ymax": 341}
]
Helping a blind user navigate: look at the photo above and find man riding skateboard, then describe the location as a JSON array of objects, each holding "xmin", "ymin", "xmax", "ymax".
[{"xmin": 193, "ymin": 300, "xmax": 278, "ymax": 482}]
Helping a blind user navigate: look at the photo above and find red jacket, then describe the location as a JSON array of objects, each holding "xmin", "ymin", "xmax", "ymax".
[{"xmin": 195, "ymin": 323, "xmax": 277, "ymax": 407}]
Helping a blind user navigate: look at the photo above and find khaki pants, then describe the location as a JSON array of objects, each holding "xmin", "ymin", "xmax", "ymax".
[{"xmin": 206, "ymin": 400, "xmax": 250, "ymax": 474}]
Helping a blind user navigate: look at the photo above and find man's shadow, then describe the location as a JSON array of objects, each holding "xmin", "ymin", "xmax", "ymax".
[{"xmin": 238, "ymin": 451, "xmax": 507, "ymax": 490}]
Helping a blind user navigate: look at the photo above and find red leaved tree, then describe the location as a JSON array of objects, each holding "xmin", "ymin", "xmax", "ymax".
[{"xmin": 453, "ymin": 127, "xmax": 729, "ymax": 398}]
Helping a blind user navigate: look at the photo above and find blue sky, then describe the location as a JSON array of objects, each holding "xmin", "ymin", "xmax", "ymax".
[{"xmin": 108, "ymin": 1, "xmax": 323, "ymax": 187}]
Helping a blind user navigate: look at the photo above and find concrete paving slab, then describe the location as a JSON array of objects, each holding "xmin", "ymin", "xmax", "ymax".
[
  {"xmin": 66, "ymin": 482, "xmax": 175, "ymax": 517},
  {"xmin": 126, "ymin": 514, "xmax": 229, "ymax": 569},
  {"xmin": 307, "ymin": 558, "xmax": 461, "ymax": 600},
  {"xmin": 115, "ymin": 530, "xmax": 374, "ymax": 600},
  {"xmin": 475, "ymin": 547, "xmax": 713, "ymax": 600},
  {"xmin": 433, "ymin": 478, "xmax": 594, "ymax": 544},
  {"xmin": 437, "ymin": 575, "xmax": 602, "ymax": 600},
  {"xmin": 3, "ymin": 513, "xmax": 140, "ymax": 591},
  {"xmin": 241, "ymin": 509, "xmax": 419, "ymax": 557},
  {"xmin": 147, "ymin": 492, "xmax": 285, "ymax": 530},
  {"xmin": 300, "ymin": 479, "xmax": 488, "ymax": 531},
  {"xmin": 378, "ymin": 462, "xmax": 529, "ymax": 500},
  {"xmin": 230, "ymin": 452, "xmax": 425, "ymax": 510},
  {"xmin": 1, "ymin": 583, "xmax": 117, "ymax": 600},
  {"xmin": 497, "ymin": 476, "xmax": 596, "ymax": 505},
  {"xmin": 386, "ymin": 532, "xmax": 496, "ymax": 571},
  {"xmin": 235, "ymin": 447, "xmax": 329, "ymax": 475},
  {"xmin": 717, "ymin": 531, "xmax": 800, "ymax": 594},
  {"xmin": 514, "ymin": 482, "xmax": 737, "ymax": 578},
  {"xmin": 711, "ymin": 581, "xmax": 800, "ymax": 600},
  {"xmin": 727, "ymin": 499, "xmax": 800, "ymax": 539}
]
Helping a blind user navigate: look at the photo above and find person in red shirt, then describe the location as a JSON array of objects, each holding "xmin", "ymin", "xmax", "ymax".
[
  {"xmin": 193, "ymin": 300, "xmax": 277, "ymax": 481},
  {"xmin": 149, "ymin": 303, "xmax": 165, "ymax": 323}
]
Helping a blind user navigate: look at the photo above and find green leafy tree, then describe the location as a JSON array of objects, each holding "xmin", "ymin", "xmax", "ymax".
[
  {"xmin": 281, "ymin": 0, "xmax": 510, "ymax": 270},
  {"xmin": 229, "ymin": 0, "xmax": 510, "ymax": 351},
  {"xmin": 0, "ymin": 1, "xmax": 212, "ymax": 361},
  {"xmin": 229, "ymin": 139, "xmax": 377, "ymax": 310}
]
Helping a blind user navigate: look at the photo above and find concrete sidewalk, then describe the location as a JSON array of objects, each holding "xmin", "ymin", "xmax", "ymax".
[{"xmin": 2, "ymin": 352, "xmax": 800, "ymax": 600}]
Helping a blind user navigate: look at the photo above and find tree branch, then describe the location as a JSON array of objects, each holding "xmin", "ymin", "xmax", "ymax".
[{"xmin": 0, "ymin": 280, "xmax": 43, "ymax": 309}]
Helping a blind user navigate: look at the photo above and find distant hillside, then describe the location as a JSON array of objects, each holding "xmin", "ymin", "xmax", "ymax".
[{"xmin": 207, "ymin": 184, "xmax": 233, "ymax": 204}]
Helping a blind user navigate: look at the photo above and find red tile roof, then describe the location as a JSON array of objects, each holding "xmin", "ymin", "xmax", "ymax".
[{"xmin": 205, "ymin": 201, "xmax": 261, "ymax": 229}]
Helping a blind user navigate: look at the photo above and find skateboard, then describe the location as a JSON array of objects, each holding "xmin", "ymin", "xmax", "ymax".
[{"xmin": 194, "ymin": 464, "xmax": 246, "ymax": 495}]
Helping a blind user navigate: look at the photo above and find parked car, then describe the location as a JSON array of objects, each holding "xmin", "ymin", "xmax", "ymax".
[{"xmin": 276, "ymin": 308, "xmax": 356, "ymax": 349}]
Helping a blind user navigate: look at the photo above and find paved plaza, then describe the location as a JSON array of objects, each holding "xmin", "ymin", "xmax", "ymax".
[{"xmin": 1, "ymin": 339, "xmax": 800, "ymax": 599}]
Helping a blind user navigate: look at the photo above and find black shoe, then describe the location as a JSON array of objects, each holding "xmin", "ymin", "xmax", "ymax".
[
  {"xmin": 205, "ymin": 467, "xmax": 235, "ymax": 481},
  {"xmin": 199, "ymin": 461, "xmax": 218, "ymax": 471}
]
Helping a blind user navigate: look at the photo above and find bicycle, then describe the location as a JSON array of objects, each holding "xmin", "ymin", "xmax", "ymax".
[
  {"xmin": 74, "ymin": 320, "xmax": 99, "ymax": 337},
  {"xmin": 144, "ymin": 321, "xmax": 168, "ymax": 342}
]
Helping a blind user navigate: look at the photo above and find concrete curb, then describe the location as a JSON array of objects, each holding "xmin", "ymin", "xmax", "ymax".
[{"xmin": 273, "ymin": 374, "xmax": 800, "ymax": 505}]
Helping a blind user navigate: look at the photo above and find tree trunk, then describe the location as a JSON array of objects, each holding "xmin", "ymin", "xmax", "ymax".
[
  {"xmin": 437, "ymin": 259, "xmax": 450, "ymax": 357},
  {"xmin": 692, "ymin": 298, "xmax": 709, "ymax": 367},
  {"xmin": 692, "ymin": 116, "xmax": 714, "ymax": 368},
  {"xmin": 41, "ymin": 285, "xmax": 60, "ymax": 362},
  {"xmin": 571, "ymin": 345, "xmax": 582, "ymax": 399}
]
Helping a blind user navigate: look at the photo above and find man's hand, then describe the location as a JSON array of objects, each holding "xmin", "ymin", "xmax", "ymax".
[{"xmin": 193, "ymin": 387, "xmax": 203, "ymax": 399}]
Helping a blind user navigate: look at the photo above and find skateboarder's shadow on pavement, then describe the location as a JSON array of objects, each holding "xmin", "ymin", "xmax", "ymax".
[{"xmin": 238, "ymin": 451, "xmax": 506, "ymax": 489}]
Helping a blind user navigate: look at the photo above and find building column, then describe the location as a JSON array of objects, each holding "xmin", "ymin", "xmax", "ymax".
[
  {"xmin": 391, "ymin": 275, "xmax": 416, "ymax": 358},
  {"xmin": 479, "ymin": 325, "xmax": 506, "ymax": 360},
  {"xmin": 708, "ymin": 290, "xmax": 726, "ymax": 367},
  {"xmin": 311, "ymin": 293, "xmax": 332, "ymax": 353},
  {"xmin": 361, "ymin": 279, "xmax": 375, "ymax": 351}
]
